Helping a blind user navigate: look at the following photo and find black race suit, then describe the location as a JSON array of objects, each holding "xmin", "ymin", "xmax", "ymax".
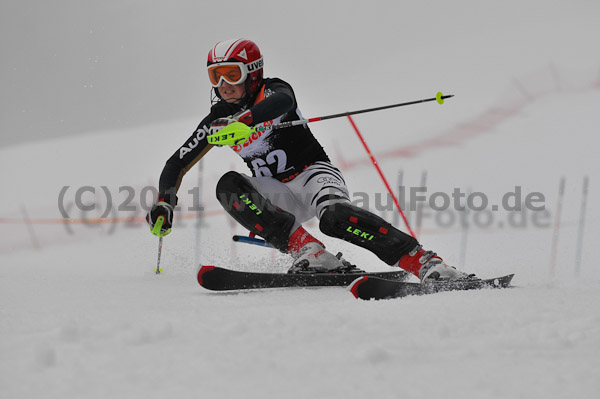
[{"xmin": 158, "ymin": 78, "xmax": 330, "ymax": 193}]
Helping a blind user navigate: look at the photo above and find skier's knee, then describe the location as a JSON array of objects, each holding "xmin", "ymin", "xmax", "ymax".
[
  {"xmin": 215, "ymin": 171, "xmax": 295, "ymax": 252},
  {"xmin": 216, "ymin": 171, "xmax": 250, "ymax": 199}
]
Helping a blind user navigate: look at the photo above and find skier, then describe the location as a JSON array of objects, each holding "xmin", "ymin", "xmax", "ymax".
[{"xmin": 146, "ymin": 38, "xmax": 473, "ymax": 281}]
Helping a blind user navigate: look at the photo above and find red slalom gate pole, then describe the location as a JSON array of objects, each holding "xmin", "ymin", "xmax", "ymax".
[{"xmin": 346, "ymin": 115, "xmax": 416, "ymax": 238}]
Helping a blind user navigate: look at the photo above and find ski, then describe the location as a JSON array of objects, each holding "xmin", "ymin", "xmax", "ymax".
[
  {"xmin": 349, "ymin": 274, "xmax": 515, "ymax": 300},
  {"xmin": 197, "ymin": 265, "xmax": 410, "ymax": 291}
]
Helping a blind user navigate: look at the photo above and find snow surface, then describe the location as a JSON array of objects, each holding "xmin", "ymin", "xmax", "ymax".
[{"xmin": 2, "ymin": 2, "xmax": 600, "ymax": 398}]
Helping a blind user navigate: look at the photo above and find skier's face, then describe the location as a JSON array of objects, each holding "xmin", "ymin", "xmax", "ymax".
[{"xmin": 218, "ymin": 81, "xmax": 246, "ymax": 104}]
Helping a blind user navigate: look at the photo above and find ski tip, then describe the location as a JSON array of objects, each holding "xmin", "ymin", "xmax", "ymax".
[
  {"xmin": 197, "ymin": 265, "xmax": 215, "ymax": 286},
  {"xmin": 504, "ymin": 273, "xmax": 515, "ymax": 286},
  {"xmin": 348, "ymin": 276, "xmax": 369, "ymax": 299},
  {"xmin": 489, "ymin": 273, "xmax": 515, "ymax": 287}
]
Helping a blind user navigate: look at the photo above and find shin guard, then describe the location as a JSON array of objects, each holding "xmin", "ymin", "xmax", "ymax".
[
  {"xmin": 319, "ymin": 203, "xmax": 418, "ymax": 265},
  {"xmin": 216, "ymin": 171, "xmax": 295, "ymax": 252}
]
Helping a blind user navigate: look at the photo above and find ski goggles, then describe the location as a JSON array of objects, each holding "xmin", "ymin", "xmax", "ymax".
[{"xmin": 207, "ymin": 58, "xmax": 263, "ymax": 87}]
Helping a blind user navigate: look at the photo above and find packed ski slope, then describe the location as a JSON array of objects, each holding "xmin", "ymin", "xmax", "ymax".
[{"xmin": 1, "ymin": 78, "xmax": 599, "ymax": 398}]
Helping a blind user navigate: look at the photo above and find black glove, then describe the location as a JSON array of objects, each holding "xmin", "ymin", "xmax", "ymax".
[{"xmin": 146, "ymin": 191, "xmax": 178, "ymax": 237}]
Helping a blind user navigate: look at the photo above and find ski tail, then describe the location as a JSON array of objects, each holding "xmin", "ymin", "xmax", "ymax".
[{"xmin": 349, "ymin": 276, "xmax": 369, "ymax": 299}]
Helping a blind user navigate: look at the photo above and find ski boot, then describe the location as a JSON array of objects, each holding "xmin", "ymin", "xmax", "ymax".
[
  {"xmin": 288, "ymin": 242, "xmax": 364, "ymax": 274},
  {"xmin": 398, "ymin": 245, "xmax": 475, "ymax": 282},
  {"xmin": 287, "ymin": 226, "xmax": 363, "ymax": 274}
]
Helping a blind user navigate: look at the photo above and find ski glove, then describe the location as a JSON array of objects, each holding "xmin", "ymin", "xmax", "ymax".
[
  {"xmin": 208, "ymin": 110, "xmax": 253, "ymax": 146},
  {"xmin": 146, "ymin": 191, "xmax": 178, "ymax": 237},
  {"xmin": 233, "ymin": 109, "xmax": 253, "ymax": 125}
]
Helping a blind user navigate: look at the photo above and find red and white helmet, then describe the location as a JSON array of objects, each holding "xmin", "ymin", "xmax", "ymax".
[{"xmin": 207, "ymin": 39, "xmax": 264, "ymax": 99}]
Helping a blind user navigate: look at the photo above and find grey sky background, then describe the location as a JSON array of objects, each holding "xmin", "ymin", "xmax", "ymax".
[{"xmin": 1, "ymin": 0, "xmax": 599, "ymax": 148}]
